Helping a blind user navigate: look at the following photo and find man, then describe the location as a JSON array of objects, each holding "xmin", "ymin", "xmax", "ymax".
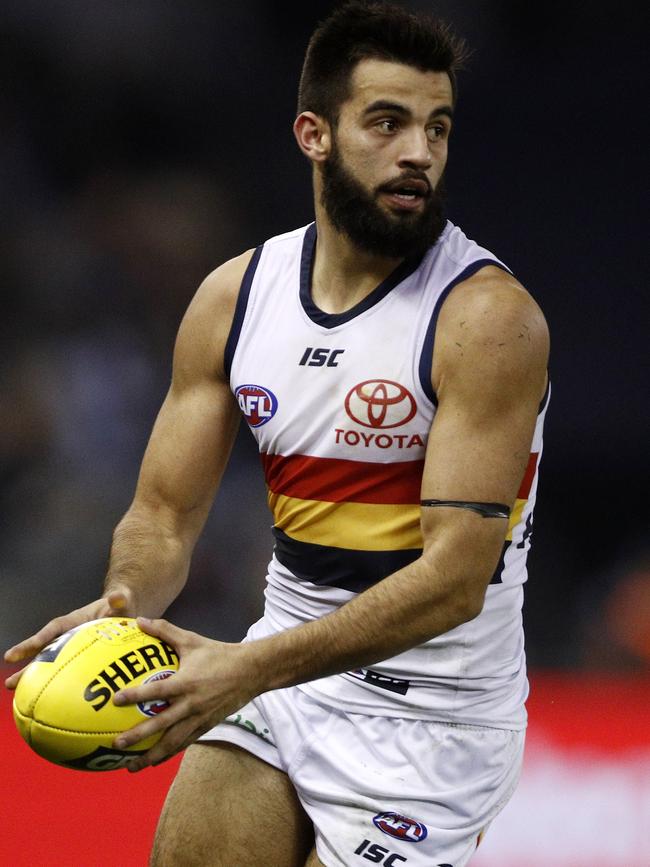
[{"xmin": 5, "ymin": 2, "xmax": 550, "ymax": 865}]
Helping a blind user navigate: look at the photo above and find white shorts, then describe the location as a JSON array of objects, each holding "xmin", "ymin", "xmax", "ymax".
[{"xmin": 200, "ymin": 685, "xmax": 524, "ymax": 867}]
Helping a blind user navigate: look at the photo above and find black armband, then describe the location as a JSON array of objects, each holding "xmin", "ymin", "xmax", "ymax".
[{"xmin": 420, "ymin": 499, "xmax": 511, "ymax": 519}]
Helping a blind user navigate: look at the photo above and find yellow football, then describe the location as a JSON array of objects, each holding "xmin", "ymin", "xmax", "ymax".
[{"xmin": 13, "ymin": 617, "xmax": 179, "ymax": 771}]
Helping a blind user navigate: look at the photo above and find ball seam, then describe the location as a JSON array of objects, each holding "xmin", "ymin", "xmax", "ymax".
[
  {"xmin": 30, "ymin": 637, "xmax": 100, "ymax": 718},
  {"xmin": 29, "ymin": 722, "xmax": 138, "ymax": 735}
]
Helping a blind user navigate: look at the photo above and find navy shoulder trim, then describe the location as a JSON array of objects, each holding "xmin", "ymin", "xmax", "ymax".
[
  {"xmin": 224, "ymin": 244, "xmax": 264, "ymax": 379},
  {"xmin": 538, "ymin": 377, "xmax": 551, "ymax": 413},
  {"xmin": 418, "ymin": 258, "xmax": 511, "ymax": 406}
]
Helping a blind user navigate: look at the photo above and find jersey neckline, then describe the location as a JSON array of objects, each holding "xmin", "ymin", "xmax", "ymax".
[{"xmin": 299, "ymin": 223, "xmax": 427, "ymax": 329}]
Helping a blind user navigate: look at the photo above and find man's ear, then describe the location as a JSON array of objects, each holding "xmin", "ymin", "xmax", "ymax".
[{"xmin": 293, "ymin": 112, "xmax": 331, "ymax": 162}]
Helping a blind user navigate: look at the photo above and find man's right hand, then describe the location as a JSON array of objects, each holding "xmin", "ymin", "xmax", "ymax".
[{"xmin": 3, "ymin": 588, "xmax": 136, "ymax": 690}]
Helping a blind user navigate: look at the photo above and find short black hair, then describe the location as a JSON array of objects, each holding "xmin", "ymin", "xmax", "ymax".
[{"xmin": 297, "ymin": 1, "xmax": 469, "ymax": 123}]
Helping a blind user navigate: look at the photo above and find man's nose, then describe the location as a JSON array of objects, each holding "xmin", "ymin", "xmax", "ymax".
[{"xmin": 397, "ymin": 129, "xmax": 433, "ymax": 169}]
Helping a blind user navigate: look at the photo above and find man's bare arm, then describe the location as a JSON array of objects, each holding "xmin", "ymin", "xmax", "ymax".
[
  {"xmin": 102, "ymin": 253, "xmax": 250, "ymax": 615},
  {"xmin": 4, "ymin": 250, "xmax": 253, "ymax": 675}
]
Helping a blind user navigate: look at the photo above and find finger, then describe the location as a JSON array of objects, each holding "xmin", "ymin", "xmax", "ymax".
[
  {"xmin": 114, "ymin": 671, "xmax": 180, "ymax": 709},
  {"xmin": 5, "ymin": 664, "xmax": 29, "ymax": 690},
  {"xmin": 148, "ymin": 716, "xmax": 211, "ymax": 767},
  {"xmin": 113, "ymin": 713, "xmax": 171, "ymax": 751},
  {"xmin": 4, "ymin": 616, "xmax": 77, "ymax": 664},
  {"xmin": 113, "ymin": 699, "xmax": 185, "ymax": 751},
  {"xmin": 135, "ymin": 617, "xmax": 187, "ymax": 650},
  {"xmin": 126, "ymin": 718, "xmax": 199, "ymax": 773},
  {"xmin": 106, "ymin": 590, "xmax": 134, "ymax": 615},
  {"xmin": 5, "ymin": 632, "xmax": 51, "ymax": 664},
  {"xmin": 3, "ymin": 593, "xmax": 135, "ymax": 666}
]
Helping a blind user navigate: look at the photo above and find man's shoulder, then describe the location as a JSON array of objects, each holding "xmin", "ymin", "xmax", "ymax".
[
  {"xmin": 432, "ymin": 263, "xmax": 549, "ymax": 401},
  {"xmin": 262, "ymin": 223, "xmax": 313, "ymax": 249},
  {"xmin": 199, "ymin": 248, "xmax": 257, "ymax": 302},
  {"xmin": 432, "ymin": 220, "xmax": 545, "ymax": 328},
  {"xmin": 200, "ymin": 223, "xmax": 311, "ymax": 302},
  {"xmin": 177, "ymin": 249, "xmax": 257, "ymax": 368},
  {"xmin": 441, "ymin": 264, "xmax": 548, "ymax": 345},
  {"xmin": 190, "ymin": 223, "xmax": 307, "ymax": 315},
  {"xmin": 435, "ymin": 220, "xmax": 511, "ymax": 275}
]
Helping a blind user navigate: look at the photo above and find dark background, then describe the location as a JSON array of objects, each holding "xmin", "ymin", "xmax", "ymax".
[{"xmin": 1, "ymin": 0, "xmax": 648, "ymax": 671}]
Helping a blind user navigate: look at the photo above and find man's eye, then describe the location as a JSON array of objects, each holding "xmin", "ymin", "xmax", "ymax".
[
  {"xmin": 427, "ymin": 125, "xmax": 447, "ymax": 142},
  {"xmin": 378, "ymin": 119, "xmax": 398, "ymax": 133}
]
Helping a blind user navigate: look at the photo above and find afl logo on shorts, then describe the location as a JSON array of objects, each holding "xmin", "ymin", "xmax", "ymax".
[
  {"xmin": 235, "ymin": 384, "xmax": 278, "ymax": 428},
  {"xmin": 345, "ymin": 380, "xmax": 416, "ymax": 429},
  {"xmin": 137, "ymin": 670, "xmax": 174, "ymax": 717},
  {"xmin": 373, "ymin": 811, "xmax": 428, "ymax": 842}
]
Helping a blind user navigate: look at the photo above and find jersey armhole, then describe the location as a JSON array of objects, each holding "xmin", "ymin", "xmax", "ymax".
[
  {"xmin": 223, "ymin": 244, "xmax": 264, "ymax": 379},
  {"xmin": 417, "ymin": 258, "xmax": 512, "ymax": 406}
]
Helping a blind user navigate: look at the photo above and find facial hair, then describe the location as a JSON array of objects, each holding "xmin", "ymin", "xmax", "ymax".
[{"xmin": 320, "ymin": 140, "xmax": 447, "ymax": 260}]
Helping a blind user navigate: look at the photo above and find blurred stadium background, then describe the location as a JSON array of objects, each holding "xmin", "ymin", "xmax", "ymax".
[{"xmin": 1, "ymin": 1, "xmax": 648, "ymax": 864}]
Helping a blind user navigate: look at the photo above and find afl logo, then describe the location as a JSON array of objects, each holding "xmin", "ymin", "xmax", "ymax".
[
  {"xmin": 137, "ymin": 670, "xmax": 174, "ymax": 717},
  {"xmin": 373, "ymin": 811, "xmax": 428, "ymax": 843},
  {"xmin": 235, "ymin": 384, "xmax": 278, "ymax": 428},
  {"xmin": 345, "ymin": 380, "xmax": 416, "ymax": 429}
]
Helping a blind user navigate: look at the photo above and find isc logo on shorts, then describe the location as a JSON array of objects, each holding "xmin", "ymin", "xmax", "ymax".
[
  {"xmin": 354, "ymin": 839, "xmax": 407, "ymax": 865},
  {"xmin": 373, "ymin": 812, "xmax": 428, "ymax": 842}
]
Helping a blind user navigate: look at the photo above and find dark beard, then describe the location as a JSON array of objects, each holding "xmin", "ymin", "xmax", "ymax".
[{"xmin": 320, "ymin": 143, "xmax": 447, "ymax": 260}]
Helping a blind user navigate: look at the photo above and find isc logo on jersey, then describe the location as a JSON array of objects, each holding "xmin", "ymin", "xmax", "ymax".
[
  {"xmin": 235, "ymin": 384, "xmax": 278, "ymax": 428},
  {"xmin": 336, "ymin": 380, "xmax": 424, "ymax": 450}
]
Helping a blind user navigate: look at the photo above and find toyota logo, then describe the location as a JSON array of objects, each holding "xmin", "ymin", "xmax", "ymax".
[{"xmin": 344, "ymin": 380, "xmax": 417, "ymax": 429}]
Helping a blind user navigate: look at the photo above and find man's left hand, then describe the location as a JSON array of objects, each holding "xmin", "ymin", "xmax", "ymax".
[{"xmin": 112, "ymin": 617, "xmax": 258, "ymax": 772}]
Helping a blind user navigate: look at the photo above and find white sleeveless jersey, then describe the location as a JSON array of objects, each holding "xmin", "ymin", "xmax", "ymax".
[{"xmin": 225, "ymin": 221, "xmax": 549, "ymax": 730}]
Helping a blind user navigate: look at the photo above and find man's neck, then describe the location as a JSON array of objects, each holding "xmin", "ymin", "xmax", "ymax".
[{"xmin": 309, "ymin": 213, "xmax": 404, "ymax": 315}]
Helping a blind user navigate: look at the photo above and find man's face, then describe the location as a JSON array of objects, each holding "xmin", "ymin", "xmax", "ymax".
[{"xmin": 321, "ymin": 59, "xmax": 454, "ymax": 259}]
